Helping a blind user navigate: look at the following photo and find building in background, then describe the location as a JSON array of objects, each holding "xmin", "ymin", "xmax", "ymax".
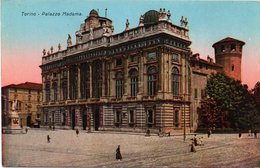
[
  {"xmin": 2, "ymin": 82, "xmax": 42, "ymax": 127},
  {"xmin": 40, "ymin": 9, "xmax": 243, "ymax": 132}
]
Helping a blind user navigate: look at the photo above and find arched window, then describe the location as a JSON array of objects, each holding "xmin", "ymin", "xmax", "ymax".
[
  {"xmin": 53, "ymin": 82, "xmax": 58, "ymax": 101},
  {"xmin": 45, "ymin": 83, "xmax": 50, "ymax": 102},
  {"xmin": 172, "ymin": 67, "xmax": 179, "ymax": 96},
  {"xmin": 92, "ymin": 61, "xmax": 102, "ymax": 98},
  {"xmin": 147, "ymin": 66, "xmax": 157, "ymax": 96},
  {"xmin": 116, "ymin": 72, "xmax": 124, "ymax": 98},
  {"xmin": 129, "ymin": 69, "xmax": 138, "ymax": 97}
]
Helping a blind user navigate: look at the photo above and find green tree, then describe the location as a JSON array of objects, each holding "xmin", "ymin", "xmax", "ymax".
[
  {"xmin": 205, "ymin": 73, "xmax": 258, "ymax": 129},
  {"xmin": 199, "ymin": 98, "xmax": 226, "ymax": 128}
]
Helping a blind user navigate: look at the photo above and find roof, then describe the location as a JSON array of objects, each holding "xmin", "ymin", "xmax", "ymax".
[
  {"xmin": 212, "ymin": 37, "xmax": 245, "ymax": 47},
  {"xmin": 143, "ymin": 10, "xmax": 159, "ymax": 25},
  {"xmin": 2, "ymin": 82, "xmax": 42, "ymax": 90}
]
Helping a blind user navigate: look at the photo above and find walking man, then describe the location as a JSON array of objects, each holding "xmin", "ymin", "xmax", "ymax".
[
  {"xmin": 47, "ymin": 135, "xmax": 51, "ymax": 143},
  {"xmin": 76, "ymin": 129, "xmax": 79, "ymax": 137}
]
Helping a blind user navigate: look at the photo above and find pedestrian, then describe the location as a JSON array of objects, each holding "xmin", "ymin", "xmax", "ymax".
[
  {"xmin": 76, "ymin": 129, "xmax": 79, "ymax": 137},
  {"xmin": 248, "ymin": 129, "xmax": 252, "ymax": 136},
  {"xmin": 207, "ymin": 128, "xmax": 211, "ymax": 138},
  {"xmin": 254, "ymin": 130, "xmax": 257, "ymax": 138},
  {"xmin": 47, "ymin": 135, "xmax": 51, "ymax": 143},
  {"xmin": 52, "ymin": 125, "xmax": 55, "ymax": 131},
  {"xmin": 190, "ymin": 142, "xmax": 196, "ymax": 152},
  {"xmin": 25, "ymin": 128, "xmax": 28, "ymax": 134},
  {"xmin": 145, "ymin": 129, "xmax": 150, "ymax": 136},
  {"xmin": 239, "ymin": 131, "xmax": 242, "ymax": 138},
  {"xmin": 193, "ymin": 134, "xmax": 198, "ymax": 146},
  {"xmin": 116, "ymin": 145, "xmax": 122, "ymax": 161}
]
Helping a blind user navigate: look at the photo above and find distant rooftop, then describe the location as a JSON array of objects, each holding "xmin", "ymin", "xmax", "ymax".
[
  {"xmin": 2, "ymin": 82, "xmax": 42, "ymax": 90},
  {"xmin": 212, "ymin": 37, "xmax": 245, "ymax": 47}
]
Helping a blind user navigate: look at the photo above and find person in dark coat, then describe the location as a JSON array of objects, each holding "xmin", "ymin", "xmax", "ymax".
[
  {"xmin": 207, "ymin": 128, "xmax": 211, "ymax": 138},
  {"xmin": 254, "ymin": 130, "xmax": 257, "ymax": 138},
  {"xmin": 190, "ymin": 142, "xmax": 196, "ymax": 152},
  {"xmin": 76, "ymin": 129, "xmax": 79, "ymax": 137},
  {"xmin": 47, "ymin": 135, "xmax": 51, "ymax": 143},
  {"xmin": 239, "ymin": 131, "xmax": 242, "ymax": 138},
  {"xmin": 116, "ymin": 145, "xmax": 122, "ymax": 160},
  {"xmin": 25, "ymin": 128, "xmax": 28, "ymax": 134}
]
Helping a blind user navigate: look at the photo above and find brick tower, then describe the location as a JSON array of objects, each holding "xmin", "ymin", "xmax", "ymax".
[{"xmin": 212, "ymin": 37, "xmax": 245, "ymax": 81}]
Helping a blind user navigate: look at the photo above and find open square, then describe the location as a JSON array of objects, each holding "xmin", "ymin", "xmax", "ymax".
[{"xmin": 2, "ymin": 129, "xmax": 260, "ymax": 167}]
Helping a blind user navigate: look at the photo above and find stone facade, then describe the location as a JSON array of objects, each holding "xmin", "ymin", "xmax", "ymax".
[
  {"xmin": 40, "ymin": 9, "xmax": 192, "ymax": 133},
  {"xmin": 40, "ymin": 9, "xmax": 244, "ymax": 132},
  {"xmin": 2, "ymin": 82, "xmax": 42, "ymax": 127}
]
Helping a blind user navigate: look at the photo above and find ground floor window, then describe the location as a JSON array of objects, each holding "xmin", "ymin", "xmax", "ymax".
[
  {"xmin": 174, "ymin": 110, "xmax": 179, "ymax": 127},
  {"xmin": 114, "ymin": 110, "xmax": 122, "ymax": 127},
  {"xmin": 128, "ymin": 109, "xmax": 135, "ymax": 127},
  {"xmin": 146, "ymin": 109, "xmax": 154, "ymax": 127}
]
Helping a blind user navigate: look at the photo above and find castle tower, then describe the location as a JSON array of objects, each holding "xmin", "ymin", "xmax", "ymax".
[{"xmin": 212, "ymin": 37, "xmax": 245, "ymax": 81}]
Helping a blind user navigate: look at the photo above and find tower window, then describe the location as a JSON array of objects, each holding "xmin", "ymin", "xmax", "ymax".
[
  {"xmin": 221, "ymin": 45, "xmax": 225, "ymax": 52},
  {"xmin": 231, "ymin": 44, "xmax": 236, "ymax": 51},
  {"xmin": 232, "ymin": 65, "xmax": 234, "ymax": 71}
]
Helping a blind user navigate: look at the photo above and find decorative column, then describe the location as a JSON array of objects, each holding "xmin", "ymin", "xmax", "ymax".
[
  {"xmin": 67, "ymin": 67, "xmax": 70, "ymax": 100},
  {"xmin": 138, "ymin": 52, "xmax": 144, "ymax": 96},
  {"xmin": 77, "ymin": 64, "xmax": 81, "ymax": 99},
  {"xmin": 102, "ymin": 60, "xmax": 105, "ymax": 97},
  {"xmin": 123, "ymin": 55, "xmax": 128, "ymax": 97},
  {"xmin": 42, "ymin": 77, "xmax": 46, "ymax": 102},
  {"xmin": 57, "ymin": 71, "xmax": 61, "ymax": 101},
  {"xmin": 89, "ymin": 63, "xmax": 93, "ymax": 98}
]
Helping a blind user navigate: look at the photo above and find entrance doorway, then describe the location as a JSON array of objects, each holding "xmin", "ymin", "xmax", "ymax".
[
  {"xmin": 93, "ymin": 107, "xmax": 99, "ymax": 131},
  {"xmin": 82, "ymin": 111, "xmax": 87, "ymax": 130},
  {"xmin": 71, "ymin": 109, "xmax": 75, "ymax": 130},
  {"xmin": 26, "ymin": 115, "xmax": 31, "ymax": 127}
]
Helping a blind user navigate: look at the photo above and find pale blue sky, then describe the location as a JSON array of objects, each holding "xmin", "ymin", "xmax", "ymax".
[{"xmin": 1, "ymin": 0, "xmax": 260, "ymax": 88}]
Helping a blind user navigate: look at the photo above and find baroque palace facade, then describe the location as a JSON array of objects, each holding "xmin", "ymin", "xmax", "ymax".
[{"xmin": 40, "ymin": 9, "xmax": 244, "ymax": 132}]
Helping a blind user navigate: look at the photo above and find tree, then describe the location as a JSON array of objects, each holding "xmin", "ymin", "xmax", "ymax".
[
  {"xmin": 199, "ymin": 98, "xmax": 226, "ymax": 128},
  {"xmin": 205, "ymin": 73, "xmax": 258, "ymax": 130}
]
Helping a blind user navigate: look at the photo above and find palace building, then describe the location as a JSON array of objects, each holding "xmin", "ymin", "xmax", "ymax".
[{"xmin": 40, "ymin": 9, "xmax": 244, "ymax": 133}]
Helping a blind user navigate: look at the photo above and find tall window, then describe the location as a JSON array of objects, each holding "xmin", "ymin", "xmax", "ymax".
[
  {"xmin": 116, "ymin": 72, "xmax": 124, "ymax": 98},
  {"xmin": 53, "ymin": 82, "xmax": 58, "ymax": 101},
  {"xmin": 70, "ymin": 65, "xmax": 78, "ymax": 100},
  {"xmin": 62, "ymin": 81, "xmax": 67, "ymax": 100},
  {"xmin": 92, "ymin": 61, "xmax": 102, "ymax": 98},
  {"xmin": 80, "ymin": 63, "xmax": 90, "ymax": 99},
  {"xmin": 45, "ymin": 84, "xmax": 50, "ymax": 102},
  {"xmin": 129, "ymin": 69, "xmax": 138, "ymax": 97},
  {"xmin": 172, "ymin": 68, "xmax": 179, "ymax": 96},
  {"xmin": 147, "ymin": 66, "xmax": 157, "ymax": 96},
  {"xmin": 194, "ymin": 88, "xmax": 198, "ymax": 99}
]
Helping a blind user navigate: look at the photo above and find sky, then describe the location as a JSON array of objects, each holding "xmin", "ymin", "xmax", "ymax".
[{"xmin": 1, "ymin": 0, "xmax": 260, "ymax": 89}]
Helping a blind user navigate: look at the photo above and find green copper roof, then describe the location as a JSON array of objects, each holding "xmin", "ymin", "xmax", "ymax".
[{"xmin": 143, "ymin": 10, "xmax": 159, "ymax": 25}]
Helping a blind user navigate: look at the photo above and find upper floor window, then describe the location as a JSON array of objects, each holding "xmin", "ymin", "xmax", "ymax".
[
  {"xmin": 116, "ymin": 58, "xmax": 123, "ymax": 66},
  {"xmin": 172, "ymin": 53, "xmax": 179, "ymax": 62},
  {"xmin": 116, "ymin": 72, "xmax": 124, "ymax": 98},
  {"xmin": 147, "ymin": 66, "xmax": 157, "ymax": 96},
  {"xmin": 129, "ymin": 69, "xmax": 138, "ymax": 97},
  {"xmin": 194, "ymin": 88, "xmax": 198, "ymax": 99},
  {"xmin": 53, "ymin": 82, "xmax": 58, "ymax": 101},
  {"xmin": 147, "ymin": 52, "xmax": 157, "ymax": 60},
  {"xmin": 232, "ymin": 64, "xmax": 234, "ymax": 71},
  {"xmin": 172, "ymin": 68, "xmax": 180, "ymax": 96},
  {"xmin": 129, "ymin": 55, "xmax": 137, "ymax": 63},
  {"xmin": 45, "ymin": 84, "xmax": 51, "ymax": 102}
]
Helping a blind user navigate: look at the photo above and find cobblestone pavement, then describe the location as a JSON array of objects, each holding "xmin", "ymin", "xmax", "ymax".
[{"xmin": 2, "ymin": 129, "xmax": 260, "ymax": 168}]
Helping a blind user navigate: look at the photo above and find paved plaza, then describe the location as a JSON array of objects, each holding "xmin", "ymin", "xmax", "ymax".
[{"xmin": 2, "ymin": 129, "xmax": 260, "ymax": 168}]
